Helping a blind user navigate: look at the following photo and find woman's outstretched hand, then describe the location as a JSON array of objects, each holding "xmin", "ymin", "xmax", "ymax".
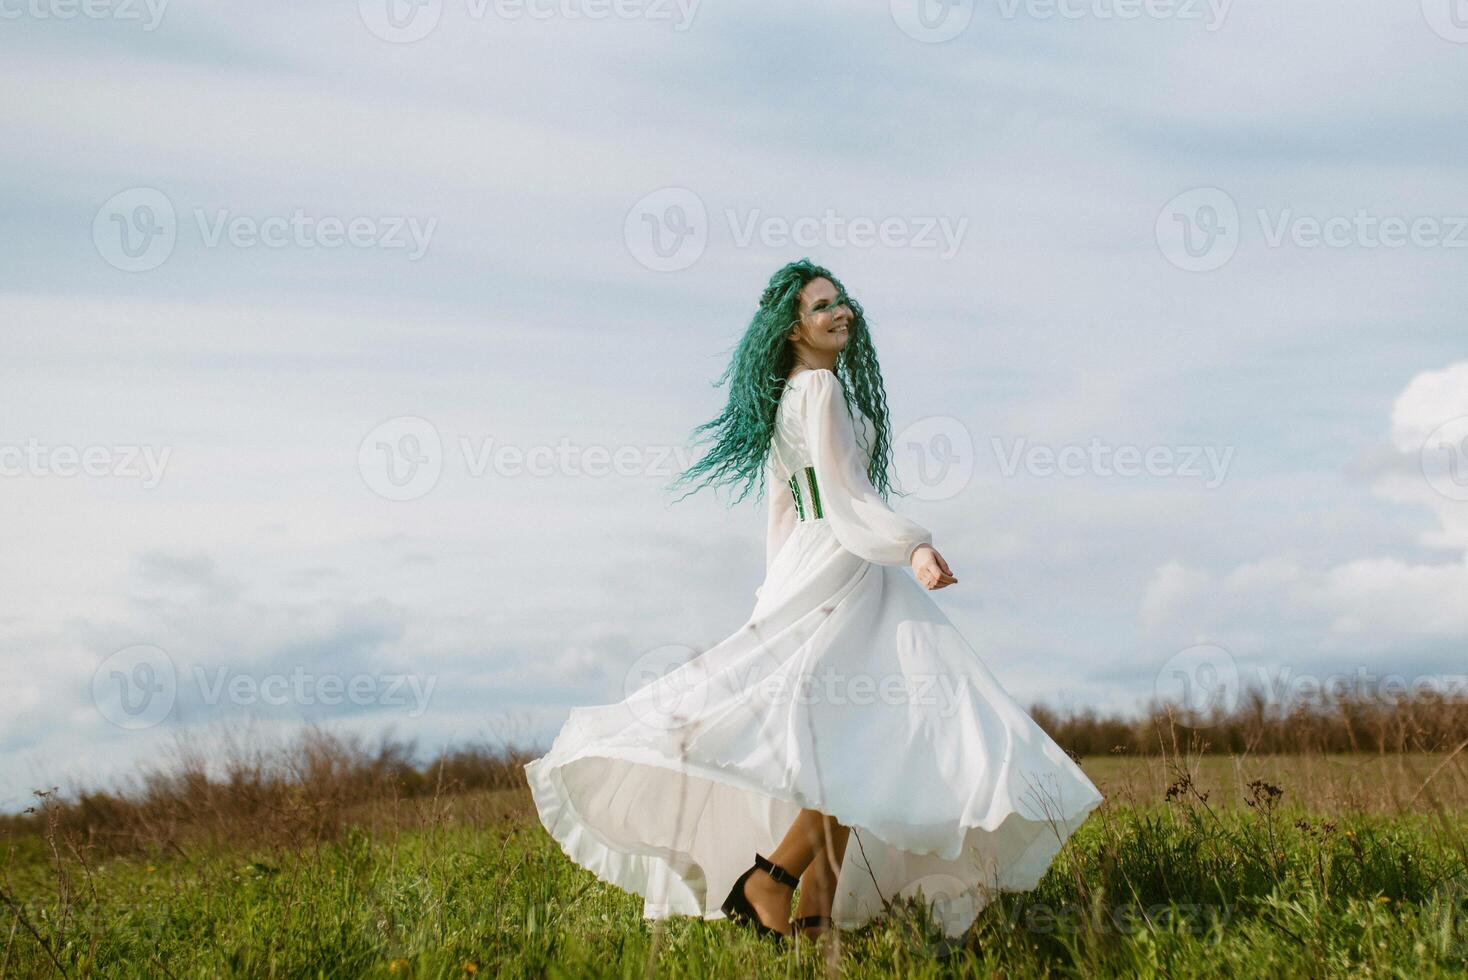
[{"xmin": 911, "ymin": 544, "xmax": 957, "ymax": 590}]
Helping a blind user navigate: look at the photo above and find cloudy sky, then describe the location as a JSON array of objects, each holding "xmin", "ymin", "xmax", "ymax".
[{"xmin": 2, "ymin": 0, "xmax": 1466, "ymax": 810}]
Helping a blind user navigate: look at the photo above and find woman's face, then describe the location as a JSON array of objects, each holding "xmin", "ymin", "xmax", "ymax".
[{"xmin": 787, "ymin": 277, "xmax": 853, "ymax": 355}]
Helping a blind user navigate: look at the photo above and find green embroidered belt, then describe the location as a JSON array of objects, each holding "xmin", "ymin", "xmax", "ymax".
[{"xmin": 788, "ymin": 465, "xmax": 824, "ymax": 521}]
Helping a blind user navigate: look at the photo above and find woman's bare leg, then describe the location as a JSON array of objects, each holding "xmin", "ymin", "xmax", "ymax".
[
  {"xmin": 739, "ymin": 807, "xmax": 847, "ymax": 935},
  {"xmin": 793, "ymin": 818, "xmax": 849, "ymax": 936}
]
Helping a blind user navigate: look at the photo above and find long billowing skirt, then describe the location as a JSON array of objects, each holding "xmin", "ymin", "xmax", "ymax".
[{"xmin": 524, "ymin": 519, "xmax": 1103, "ymax": 936}]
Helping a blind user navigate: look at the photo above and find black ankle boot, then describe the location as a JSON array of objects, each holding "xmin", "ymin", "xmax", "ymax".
[{"xmin": 720, "ymin": 852, "xmax": 798, "ymax": 940}]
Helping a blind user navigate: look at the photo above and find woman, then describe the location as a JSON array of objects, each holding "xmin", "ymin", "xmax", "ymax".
[{"xmin": 523, "ymin": 259, "xmax": 1103, "ymax": 943}]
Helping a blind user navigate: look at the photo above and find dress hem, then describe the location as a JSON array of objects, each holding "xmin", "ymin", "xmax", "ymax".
[{"xmin": 524, "ymin": 737, "xmax": 1104, "ymax": 933}]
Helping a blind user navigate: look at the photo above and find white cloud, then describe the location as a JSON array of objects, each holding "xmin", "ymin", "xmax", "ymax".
[{"xmin": 1141, "ymin": 362, "xmax": 1468, "ymax": 667}]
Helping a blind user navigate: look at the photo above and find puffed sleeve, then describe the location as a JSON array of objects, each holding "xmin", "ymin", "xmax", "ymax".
[
  {"xmin": 764, "ymin": 454, "xmax": 796, "ymax": 575},
  {"xmin": 801, "ymin": 369, "xmax": 932, "ymax": 566}
]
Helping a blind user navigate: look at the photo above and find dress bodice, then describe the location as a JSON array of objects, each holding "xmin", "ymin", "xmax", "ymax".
[
  {"xmin": 768, "ymin": 370, "xmax": 876, "ymax": 484},
  {"xmin": 763, "ymin": 368, "xmax": 930, "ymax": 569}
]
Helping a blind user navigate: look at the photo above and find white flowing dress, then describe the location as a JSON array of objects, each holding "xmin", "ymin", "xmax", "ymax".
[{"xmin": 524, "ymin": 368, "xmax": 1103, "ymax": 937}]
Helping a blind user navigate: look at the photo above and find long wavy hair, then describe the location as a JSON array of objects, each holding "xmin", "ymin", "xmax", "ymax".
[{"xmin": 665, "ymin": 258, "xmax": 900, "ymax": 507}]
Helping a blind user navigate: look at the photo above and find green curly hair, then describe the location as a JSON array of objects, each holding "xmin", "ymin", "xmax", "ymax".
[{"xmin": 665, "ymin": 258, "xmax": 901, "ymax": 507}]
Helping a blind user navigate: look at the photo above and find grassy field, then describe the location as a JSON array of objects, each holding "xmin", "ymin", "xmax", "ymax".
[{"xmin": 3, "ymin": 751, "xmax": 1468, "ymax": 978}]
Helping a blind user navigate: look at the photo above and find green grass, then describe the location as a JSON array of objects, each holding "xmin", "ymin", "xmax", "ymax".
[{"xmin": 3, "ymin": 763, "xmax": 1468, "ymax": 978}]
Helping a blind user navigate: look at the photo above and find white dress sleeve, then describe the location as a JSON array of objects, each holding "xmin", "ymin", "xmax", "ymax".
[
  {"xmin": 764, "ymin": 453, "xmax": 796, "ymax": 575},
  {"xmin": 801, "ymin": 369, "xmax": 933, "ymax": 566}
]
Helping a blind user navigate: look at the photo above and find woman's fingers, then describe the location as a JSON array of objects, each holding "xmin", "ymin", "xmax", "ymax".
[
  {"xmin": 914, "ymin": 548, "xmax": 958, "ymax": 589},
  {"xmin": 922, "ymin": 569, "xmax": 958, "ymax": 589}
]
